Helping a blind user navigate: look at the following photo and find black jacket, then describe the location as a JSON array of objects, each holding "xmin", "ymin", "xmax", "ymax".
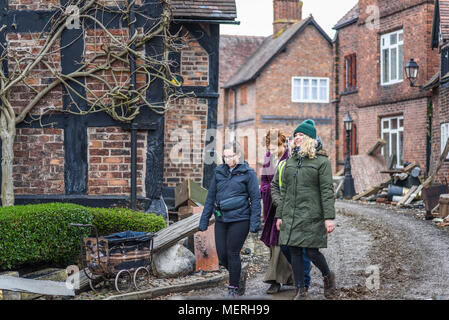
[{"xmin": 198, "ymin": 161, "xmax": 261, "ymax": 232}]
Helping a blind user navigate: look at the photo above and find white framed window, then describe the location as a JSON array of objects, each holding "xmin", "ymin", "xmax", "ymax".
[
  {"xmin": 292, "ymin": 77, "xmax": 329, "ymax": 103},
  {"xmin": 381, "ymin": 115, "xmax": 404, "ymax": 167},
  {"xmin": 380, "ymin": 29, "xmax": 404, "ymax": 85},
  {"xmin": 441, "ymin": 123, "xmax": 449, "ymax": 160}
]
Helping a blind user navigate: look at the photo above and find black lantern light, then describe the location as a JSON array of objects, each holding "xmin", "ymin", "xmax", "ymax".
[
  {"xmin": 343, "ymin": 112, "xmax": 356, "ymax": 199},
  {"xmin": 405, "ymin": 58, "xmax": 419, "ymax": 87}
]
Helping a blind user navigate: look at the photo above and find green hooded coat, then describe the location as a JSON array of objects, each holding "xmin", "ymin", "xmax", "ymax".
[{"xmin": 274, "ymin": 149, "xmax": 335, "ymax": 248}]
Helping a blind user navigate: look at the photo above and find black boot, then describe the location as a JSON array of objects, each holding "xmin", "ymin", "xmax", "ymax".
[
  {"xmin": 266, "ymin": 283, "xmax": 281, "ymax": 294},
  {"xmin": 228, "ymin": 285, "xmax": 239, "ymax": 297},
  {"xmin": 323, "ymin": 271, "xmax": 336, "ymax": 298},
  {"xmin": 237, "ymin": 269, "xmax": 248, "ymax": 296}
]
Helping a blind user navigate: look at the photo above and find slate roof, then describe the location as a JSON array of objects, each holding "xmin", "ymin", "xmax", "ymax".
[
  {"xmin": 223, "ymin": 16, "xmax": 332, "ymax": 89},
  {"xmin": 219, "ymin": 35, "xmax": 266, "ymax": 88},
  {"xmin": 171, "ymin": 0, "xmax": 237, "ymax": 20},
  {"xmin": 333, "ymin": 3, "xmax": 358, "ymax": 30}
]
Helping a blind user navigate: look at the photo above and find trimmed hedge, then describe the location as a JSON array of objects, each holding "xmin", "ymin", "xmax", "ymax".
[
  {"xmin": 0, "ymin": 203, "xmax": 166, "ymax": 270},
  {"xmin": 0, "ymin": 203, "xmax": 93, "ymax": 270},
  {"xmin": 88, "ymin": 207, "xmax": 166, "ymax": 236}
]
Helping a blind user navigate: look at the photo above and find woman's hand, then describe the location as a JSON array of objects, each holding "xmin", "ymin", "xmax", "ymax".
[
  {"xmin": 276, "ymin": 218, "xmax": 282, "ymax": 231},
  {"xmin": 325, "ymin": 219, "xmax": 335, "ymax": 234}
]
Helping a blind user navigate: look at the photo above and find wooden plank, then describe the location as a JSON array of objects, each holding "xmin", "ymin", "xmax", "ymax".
[
  {"xmin": 404, "ymin": 185, "xmax": 424, "ymax": 206},
  {"xmin": 189, "ymin": 180, "xmax": 208, "ymax": 206},
  {"xmin": 366, "ymin": 138, "xmax": 386, "ymax": 156},
  {"xmin": 352, "ymin": 177, "xmax": 391, "ymax": 201},
  {"xmin": 335, "ymin": 179, "xmax": 344, "ymax": 197},
  {"xmin": 153, "ymin": 209, "xmax": 215, "ymax": 253},
  {"xmin": 192, "ymin": 206, "xmax": 218, "ymax": 271},
  {"xmin": 194, "ymin": 225, "xmax": 219, "ymax": 271},
  {"xmin": 397, "ymin": 185, "xmax": 418, "ymax": 207},
  {"xmin": 402, "ymin": 161, "xmax": 420, "ymax": 173},
  {"xmin": 0, "ymin": 275, "xmax": 74, "ymax": 297},
  {"xmin": 175, "ymin": 180, "xmax": 208, "ymax": 209},
  {"xmin": 350, "ymin": 154, "xmax": 390, "ymax": 195},
  {"xmin": 0, "ymin": 272, "xmax": 21, "ymax": 300},
  {"xmin": 175, "ymin": 180, "xmax": 190, "ymax": 209},
  {"xmin": 401, "ymin": 137, "xmax": 449, "ymax": 206}
]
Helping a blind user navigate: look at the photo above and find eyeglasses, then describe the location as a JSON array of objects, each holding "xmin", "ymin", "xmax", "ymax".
[{"xmin": 223, "ymin": 154, "xmax": 237, "ymax": 160}]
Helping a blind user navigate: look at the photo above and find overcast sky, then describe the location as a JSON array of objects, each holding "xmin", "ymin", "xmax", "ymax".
[{"xmin": 221, "ymin": 0, "xmax": 358, "ymax": 39}]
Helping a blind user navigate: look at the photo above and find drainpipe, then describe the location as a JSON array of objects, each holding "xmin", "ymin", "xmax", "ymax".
[
  {"xmin": 128, "ymin": 0, "xmax": 137, "ymax": 210},
  {"xmin": 232, "ymin": 87, "xmax": 237, "ymax": 140},
  {"xmin": 333, "ymin": 31, "xmax": 340, "ymax": 170},
  {"xmin": 426, "ymin": 97, "xmax": 432, "ymax": 176}
]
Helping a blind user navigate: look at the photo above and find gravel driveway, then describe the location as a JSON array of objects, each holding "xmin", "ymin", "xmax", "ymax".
[{"xmin": 162, "ymin": 200, "xmax": 449, "ymax": 300}]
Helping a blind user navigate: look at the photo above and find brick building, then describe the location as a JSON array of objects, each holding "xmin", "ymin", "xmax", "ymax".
[
  {"xmin": 217, "ymin": 35, "xmax": 265, "ymax": 147},
  {"xmin": 220, "ymin": 0, "xmax": 334, "ymax": 175},
  {"xmin": 426, "ymin": 0, "xmax": 449, "ymax": 183},
  {"xmin": 2, "ymin": 0, "xmax": 237, "ymax": 211},
  {"xmin": 333, "ymin": 0, "xmax": 439, "ymax": 175}
]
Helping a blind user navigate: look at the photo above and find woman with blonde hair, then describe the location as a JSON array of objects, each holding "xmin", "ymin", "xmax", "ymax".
[
  {"xmin": 260, "ymin": 130, "xmax": 296, "ymax": 293},
  {"xmin": 275, "ymin": 119, "xmax": 336, "ymax": 300}
]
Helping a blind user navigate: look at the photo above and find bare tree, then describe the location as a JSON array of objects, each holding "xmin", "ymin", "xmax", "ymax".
[{"xmin": 0, "ymin": 0, "xmax": 188, "ymax": 206}]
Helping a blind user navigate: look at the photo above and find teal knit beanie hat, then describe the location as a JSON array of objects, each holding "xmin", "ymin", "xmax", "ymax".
[{"xmin": 294, "ymin": 119, "xmax": 316, "ymax": 139}]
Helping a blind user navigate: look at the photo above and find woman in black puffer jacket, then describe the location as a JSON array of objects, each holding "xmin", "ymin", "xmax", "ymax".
[{"xmin": 199, "ymin": 141, "xmax": 261, "ymax": 297}]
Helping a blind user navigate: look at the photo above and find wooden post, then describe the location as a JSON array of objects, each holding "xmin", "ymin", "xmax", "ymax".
[{"xmin": 193, "ymin": 206, "xmax": 219, "ymax": 271}]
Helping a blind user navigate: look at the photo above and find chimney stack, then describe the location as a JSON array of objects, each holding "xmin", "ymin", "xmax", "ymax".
[{"xmin": 273, "ymin": 0, "xmax": 303, "ymax": 35}]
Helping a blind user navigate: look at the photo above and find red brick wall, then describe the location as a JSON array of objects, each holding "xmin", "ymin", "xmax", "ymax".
[
  {"xmin": 163, "ymin": 97, "xmax": 208, "ymax": 188},
  {"xmin": 181, "ymin": 32, "xmax": 209, "ymax": 87},
  {"xmin": 8, "ymin": 0, "xmax": 142, "ymax": 10},
  {"xmin": 7, "ymin": 33, "xmax": 62, "ymax": 116},
  {"xmin": 13, "ymin": 128, "xmax": 65, "ymax": 194},
  {"xmin": 9, "ymin": 0, "xmax": 58, "ymax": 10},
  {"xmin": 255, "ymin": 24, "xmax": 335, "ymax": 171},
  {"xmin": 336, "ymin": 0, "xmax": 438, "ymax": 172},
  {"xmin": 84, "ymin": 28, "xmax": 146, "ymax": 105},
  {"xmin": 431, "ymin": 86, "xmax": 449, "ymax": 184},
  {"xmin": 88, "ymin": 127, "xmax": 147, "ymax": 195}
]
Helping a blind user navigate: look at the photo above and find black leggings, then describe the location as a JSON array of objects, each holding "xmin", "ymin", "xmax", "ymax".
[
  {"xmin": 214, "ymin": 220, "xmax": 250, "ymax": 287},
  {"xmin": 288, "ymin": 246, "xmax": 331, "ymax": 289}
]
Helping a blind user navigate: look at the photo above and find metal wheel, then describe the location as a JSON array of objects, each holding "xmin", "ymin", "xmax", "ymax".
[
  {"xmin": 88, "ymin": 278, "xmax": 105, "ymax": 292},
  {"xmin": 114, "ymin": 270, "xmax": 132, "ymax": 293},
  {"xmin": 133, "ymin": 267, "xmax": 149, "ymax": 290}
]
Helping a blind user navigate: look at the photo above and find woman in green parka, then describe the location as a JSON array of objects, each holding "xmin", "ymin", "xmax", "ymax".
[{"xmin": 275, "ymin": 119, "xmax": 336, "ymax": 300}]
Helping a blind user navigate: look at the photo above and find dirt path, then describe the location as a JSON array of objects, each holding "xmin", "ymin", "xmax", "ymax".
[{"xmin": 160, "ymin": 201, "xmax": 449, "ymax": 300}]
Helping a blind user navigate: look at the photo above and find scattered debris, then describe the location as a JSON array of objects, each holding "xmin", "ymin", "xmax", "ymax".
[{"xmin": 347, "ymin": 138, "xmax": 449, "ymax": 220}]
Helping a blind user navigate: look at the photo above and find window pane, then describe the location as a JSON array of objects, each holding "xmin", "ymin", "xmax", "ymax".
[
  {"xmin": 391, "ymin": 118, "xmax": 398, "ymax": 129},
  {"xmin": 383, "ymin": 120, "xmax": 389, "ymax": 129},
  {"xmin": 293, "ymin": 79, "xmax": 301, "ymax": 100},
  {"xmin": 346, "ymin": 59, "xmax": 349, "ymax": 88},
  {"xmin": 383, "ymin": 49, "xmax": 389, "ymax": 83},
  {"xmin": 319, "ymin": 79, "xmax": 327, "ymax": 101},
  {"xmin": 398, "ymin": 32, "xmax": 403, "ymax": 42},
  {"xmin": 390, "ymin": 33, "xmax": 397, "ymax": 45},
  {"xmin": 383, "ymin": 132, "xmax": 390, "ymax": 156},
  {"xmin": 391, "ymin": 47, "xmax": 397, "ymax": 80},
  {"xmin": 303, "ymin": 79, "xmax": 309, "ymax": 100},
  {"xmin": 399, "ymin": 118, "xmax": 404, "ymax": 128},
  {"xmin": 399, "ymin": 131, "xmax": 404, "ymax": 165},
  {"xmin": 398, "ymin": 45, "xmax": 404, "ymax": 80},
  {"xmin": 392, "ymin": 132, "xmax": 398, "ymax": 166},
  {"xmin": 311, "ymin": 79, "xmax": 318, "ymax": 100}
]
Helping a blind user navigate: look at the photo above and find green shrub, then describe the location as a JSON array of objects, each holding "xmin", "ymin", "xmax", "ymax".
[
  {"xmin": 89, "ymin": 207, "xmax": 166, "ymax": 236},
  {"xmin": 0, "ymin": 203, "xmax": 166, "ymax": 271},
  {"xmin": 0, "ymin": 203, "xmax": 93, "ymax": 270}
]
